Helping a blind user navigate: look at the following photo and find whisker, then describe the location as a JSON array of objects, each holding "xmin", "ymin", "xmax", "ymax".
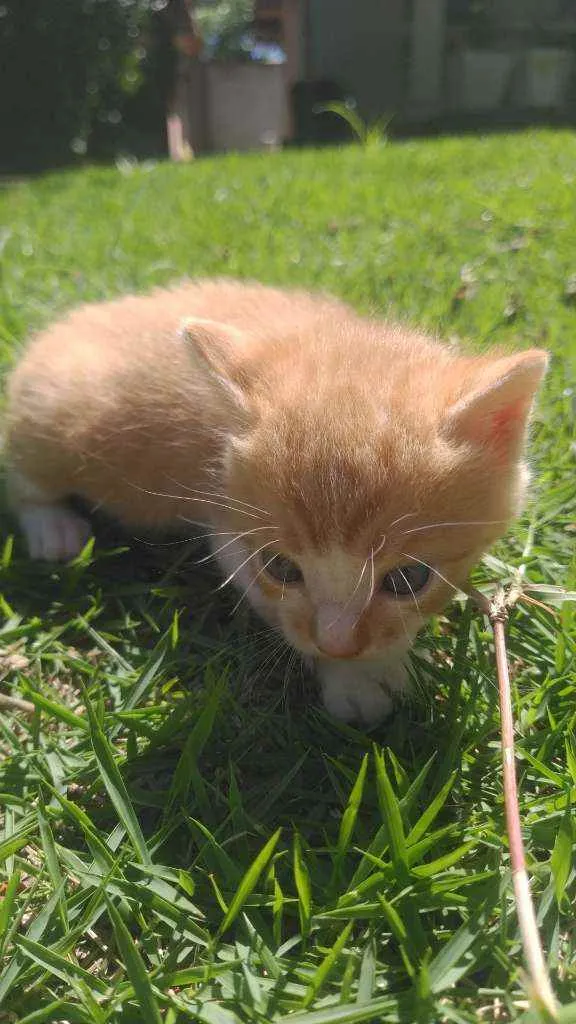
[
  {"xmin": 231, "ymin": 551, "xmax": 280, "ymax": 615},
  {"xmin": 128, "ymin": 481, "xmax": 265, "ymax": 520},
  {"xmin": 400, "ymin": 551, "xmax": 463, "ymax": 596},
  {"xmin": 254, "ymin": 635, "xmax": 291, "ymax": 685},
  {"xmin": 165, "ymin": 476, "xmax": 272, "ymax": 517},
  {"xmin": 389, "ymin": 573, "xmax": 412, "ymax": 644},
  {"xmin": 194, "ymin": 525, "xmax": 279, "ymax": 566},
  {"xmin": 264, "ymin": 643, "xmax": 292, "ymax": 686},
  {"xmin": 132, "ymin": 534, "xmax": 199, "ymax": 548},
  {"xmin": 241, "ymin": 634, "xmax": 288, "ymax": 667},
  {"xmin": 398, "ymin": 519, "xmax": 506, "ymax": 537},
  {"xmin": 397, "ymin": 568, "xmax": 425, "ymax": 626},
  {"xmin": 281, "ymin": 649, "xmax": 298, "ymax": 709},
  {"xmin": 372, "ymin": 513, "xmax": 418, "ymax": 558},
  {"xmin": 178, "ymin": 527, "xmax": 240, "ymax": 540},
  {"xmin": 372, "ymin": 533, "xmax": 387, "ymax": 559},
  {"xmin": 216, "ymin": 539, "xmax": 278, "ymax": 591},
  {"xmin": 231, "ymin": 627, "xmax": 286, "ymax": 661},
  {"xmin": 387, "ymin": 512, "xmax": 419, "ymax": 531},
  {"xmin": 368, "ymin": 548, "xmax": 376, "ymax": 602}
]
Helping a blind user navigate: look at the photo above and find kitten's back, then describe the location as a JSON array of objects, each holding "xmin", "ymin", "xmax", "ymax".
[{"xmin": 4, "ymin": 279, "xmax": 353, "ymax": 525}]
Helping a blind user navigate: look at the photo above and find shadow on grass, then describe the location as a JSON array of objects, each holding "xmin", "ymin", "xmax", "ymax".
[{"xmin": 0, "ymin": 489, "xmax": 469, "ymax": 853}]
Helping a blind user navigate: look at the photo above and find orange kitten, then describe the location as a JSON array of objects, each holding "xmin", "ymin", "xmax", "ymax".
[{"xmin": 4, "ymin": 279, "xmax": 547, "ymax": 724}]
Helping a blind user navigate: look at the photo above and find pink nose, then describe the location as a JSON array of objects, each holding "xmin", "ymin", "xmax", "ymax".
[{"xmin": 314, "ymin": 604, "xmax": 362, "ymax": 659}]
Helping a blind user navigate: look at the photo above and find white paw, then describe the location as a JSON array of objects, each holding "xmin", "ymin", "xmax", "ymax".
[
  {"xmin": 322, "ymin": 675, "xmax": 393, "ymax": 726},
  {"xmin": 18, "ymin": 504, "xmax": 92, "ymax": 562},
  {"xmin": 317, "ymin": 655, "xmax": 410, "ymax": 727}
]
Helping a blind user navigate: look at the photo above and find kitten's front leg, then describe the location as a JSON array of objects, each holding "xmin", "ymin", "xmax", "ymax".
[
  {"xmin": 8, "ymin": 471, "xmax": 92, "ymax": 562},
  {"xmin": 317, "ymin": 649, "xmax": 410, "ymax": 727}
]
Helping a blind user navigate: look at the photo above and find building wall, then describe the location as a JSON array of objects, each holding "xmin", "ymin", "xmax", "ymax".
[{"xmin": 306, "ymin": 0, "xmax": 407, "ymax": 120}]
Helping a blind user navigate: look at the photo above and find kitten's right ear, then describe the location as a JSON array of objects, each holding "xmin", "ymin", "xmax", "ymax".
[{"xmin": 182, "ymin": 317, "xmax": 250, "ymax": 412}]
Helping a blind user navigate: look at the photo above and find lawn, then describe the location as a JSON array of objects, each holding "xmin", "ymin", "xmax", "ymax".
[{"xmin": 0, "ymin": 129, "xmax": 575, "ymax": 1024}]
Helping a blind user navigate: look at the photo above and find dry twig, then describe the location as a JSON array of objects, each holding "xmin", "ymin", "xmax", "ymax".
[
  {"xmin": 0, "ymin": 693, "xmax": 35, "ymax": 715},
  {"xmin": 469, "ymin": 579, "xmax": 558, "ymax": 1020}
]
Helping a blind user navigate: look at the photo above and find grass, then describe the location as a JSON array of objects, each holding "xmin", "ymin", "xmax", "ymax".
[{"xmin": 0, "ymin": 129, "xmax": 574, "ymax": 1023}]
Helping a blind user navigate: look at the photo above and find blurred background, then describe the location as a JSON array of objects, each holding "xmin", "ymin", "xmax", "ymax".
[{"xmin": 2, "ymin": 0, "xmax": 576, "ymax": 174}]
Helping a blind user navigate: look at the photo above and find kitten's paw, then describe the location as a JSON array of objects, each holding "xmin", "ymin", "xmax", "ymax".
[
  {"xmin": 322, "ymin": 674, "xmax": 392, "ymax": 726},
  {"xmin": 19, "ymin": 504, "xmax": 92, "ymax": 561},
  {"xmin": 317, "ymin": 655, "xmax": 410, "ymax": 727},
  {"xmin": 317, "ymin": 662, "xmax": 394, "ymax": 727}
]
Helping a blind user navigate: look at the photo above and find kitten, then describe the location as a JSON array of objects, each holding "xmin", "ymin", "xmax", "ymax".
[{"xmin": 4, "ymin": 279, "xmax": 547, "ymax": 725}]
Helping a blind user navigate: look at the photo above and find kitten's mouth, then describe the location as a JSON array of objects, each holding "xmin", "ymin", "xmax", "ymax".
[
  {"xmin": 314, "ymin": 643, "xmax": 385, "ymax": 662},
  {"xmin": 316, "ymin": 647, "xmax": 363, "ymax": 661}
]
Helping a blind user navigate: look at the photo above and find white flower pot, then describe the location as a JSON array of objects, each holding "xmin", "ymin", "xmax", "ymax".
[
  {"xmin": 456, "ymin": 50, "xmax": 514, "ymax": 111},
  {"xmin": 207, "ymin": 63, "xmax": 288, "ymax": 152}
]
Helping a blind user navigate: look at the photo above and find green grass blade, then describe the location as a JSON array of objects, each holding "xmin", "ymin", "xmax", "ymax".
[
  {"xmin": 302, "ymin": 921, "xmax": 354, "ymax": 1008},
  {"xmin": 277, "ymin": 994, "xmax": 397, "ymax": 1022},
  {"xmin": 108, "ymin": 646, "xmax": 167, "ymax": 740},
  {"xmin": 185, "ymin": 815, "xmax": 241, "ymax": 885},
  {"xmin": 243, "ymin": 913, "xmax": 283, "ymax": 980},
  {"xmin": 155, "ymin": 960, "xmax": 242, "ymax": 987},
  {"xmin": 0, "ymin": 822, "xmax": 37, "ymax": 866},
  {"xmin": 0, "ymin": 869, "xmax": 21, "ymax": 952},
  {"xmin": 80, "ymin": 682, "xmax": 151, "ymax": 865},
  {"xmin": 293, "ymin": 831, "xmax": 312, "ymax": 941},
  {"xmin": 22, "ymin": 689, "xmax": 89, "ymax": 731},
  {"xmin": 168, "ymin": 993, "xmax": 243, "ymax": 1023},
  {"xmin": 47, "ymin": 789, "xmax": 117, "ymax": 872},
  {"xmin": 0, "ymin": 883, "xmax": 65, "ymax": 1003},
  {"xmin": 428, "ymin": 910, "xmax": 483, "ymax": 993},
  {"xmin": 106, "ymin": 895, "xmax": 163, "ymax": 1024},
  {"xmin": 550, "ymin": 803, "xmax": 573, "ymax": 906},
  {"xmin": 331, "ymin": 753, "xmax": 368, "ymax": 889},
  {"xmin": 16, "ymin": 1002, "xmax": 92, "ymax": 1024},
  {"xmin": 37, "ymin": 799, "xmax": 69, "ymax": 931},
  {"xmin": 16, "ymin": 934, "xmax": 108, "ymax": 993},
  {"xmin": 218, "ymin": 828, "xmax": 281, "ymax": 936},
  {"xmin": 166, "ymin": 672, "xmax": 227, "ymax": 814},
  {"xmin": 405, "ymin": 772, "xmax": 457, "ymax": 847},
  {"xmin": 411, "ymin": 841, "xmax": 475, "ymax": 878},
  {"xmin": 373, "ymin": 746, "xmax": 407, "ymax": 872},
  {"xmin": 398, "ymin": 753, "xmax": 437, "ymax": 817},
  {"xmin": 376, "ymin": 895, "xmax": 415, "ymax": 977},
  {"xmin": 356, "ymin": 931, "xmax": 376, "ymax": 1004}
]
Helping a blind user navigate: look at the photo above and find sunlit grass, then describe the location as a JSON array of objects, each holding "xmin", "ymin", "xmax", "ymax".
[{"xmin": 0, "ymin": 129, "xmax": 574, "ymax": 1022}]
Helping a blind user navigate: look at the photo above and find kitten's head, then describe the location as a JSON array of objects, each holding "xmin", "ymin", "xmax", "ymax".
[{"xmin": 186, "ymin": 318, "xmax": 548, "ymax": 660}]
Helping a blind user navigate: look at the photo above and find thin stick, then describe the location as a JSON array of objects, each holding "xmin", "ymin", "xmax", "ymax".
[
  {"xmin": 469, "ymin": 584, "xmax": 558, "ymax": 1020},
  {"xmin": 0, "ymin": 693, "xmax": 35, "ymax": 715}
]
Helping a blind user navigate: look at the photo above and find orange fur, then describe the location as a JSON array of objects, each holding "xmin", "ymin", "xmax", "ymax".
[{"xmin": 4, "ymin": 279, "xmax": 548, "ymax": 724}]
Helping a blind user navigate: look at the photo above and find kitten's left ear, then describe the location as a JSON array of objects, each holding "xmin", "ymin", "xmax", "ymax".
[
  {"xmin": 181, "ymin": 317, "xmax": 250, "ymax": 411},
  {"xmin": 442, "ymin": 349, "xmax": 548, "ymax": 456}
]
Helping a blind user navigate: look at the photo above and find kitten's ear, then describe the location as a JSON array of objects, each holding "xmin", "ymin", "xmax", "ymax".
[
  {"xmin": 441, "ymin": 350, "xmax": 548, "ymax": 457},
  {"xmin": 182, "ymin": 317, "xmax": 249, "ymax": 411}
]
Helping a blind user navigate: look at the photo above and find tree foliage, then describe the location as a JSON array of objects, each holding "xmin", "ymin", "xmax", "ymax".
[
  {"xmin": 195, "ymin": 0, "xmax": 255, "ymax": 60},
  {"xmin": 0, "ymin": 0, "xmax": 172, "ymax": 172}
]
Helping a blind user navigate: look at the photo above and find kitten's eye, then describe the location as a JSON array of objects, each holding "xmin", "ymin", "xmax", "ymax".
[
  {"xmin": 264, "ymin": 553, "xmax": 303, "ymax": 585},
  {"xmin": 381, "ymin": 564, "xmax": 431, "ymax": 596}
]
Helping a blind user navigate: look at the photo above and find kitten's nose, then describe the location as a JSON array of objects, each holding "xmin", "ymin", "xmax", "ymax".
[{"xmin": 314, "ymin": 603, "xmax": 362, "ymax": 659}]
